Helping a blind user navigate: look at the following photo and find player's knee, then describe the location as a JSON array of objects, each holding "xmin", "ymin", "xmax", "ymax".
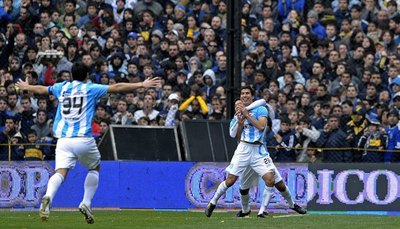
[
  {"xmin": 91, "ymin": 164, "xmax": 100, "ymax": 172},
  {"xmin": 225, "ymin": 179, "xmax": 234, "ymax": 187},
  {"xmin": 266, "ymin": 179, "xmax": 275, "ymax": 187},
  {"xmin": 262, "ymin": 173, "xmax": 275, "ymax": 187},
  {"xmin": 56, "ymin": 168, "xmax": 69, "ymax": 178},
  {"xmin": 240, "ymin": 188, "xmax": 250, "ymax": 195},
  {"xmin": 225, "ymin": 176, "xmax": 237, "ymax": 187}
]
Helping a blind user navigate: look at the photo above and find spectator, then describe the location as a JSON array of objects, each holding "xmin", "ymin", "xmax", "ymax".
[
  {"xmin": 17, "ymin": 129, "xmax": 50, "ymax": 161},
  {"xmin": 15, "ymin": 95, "xmax": 35, "ymax": 137},
  {"xmin": 0, "ymin": 0, "xmax": 397, "ymax": 164},
  {"xmin": 358, "ymin": 116, "xmax": 387, "ymax": 163},
  {"xmin": 306, "ymin": 10, "xmax": 327, "ymax": 39},
  {"xmin": 134, "ymin": 94, "xmax": 159, "ymax": 123},
  {"xmin": 164, "ymin": 93, "xmax": 180, "ymax": 127},
  {"xmin": 0, "ymin": 116, "xmax": 24, "ymax": 161},
  {"xmin": 277, "ymin": 0, "xmax": 305, "ymax": 20},
  {"xmin": 274, "ymin": 116, "xmax": 297, "ymax": 162},
  {"xmin": 0, "ymin": 97, "xmax": 12, "ymax": 131},
  {"xmin": 92, "ymin": 103, "xmax": 111, "ymax": 137},
  {"xmin": 30, "ymin": 109, "xmax": 51, "ymax": 139},
  {"xmin": 211, "ymin": 54, "xmax": 227, "ymax": 86},
  {"xmin": 202, "ymin": 69, "xmax": 217, "ymax": 103},
  {"xmin": 342, "ymin": 105, "xmax": 368, "ymax": 162},
  {"xmin": 386, "ymin": 109, "xmax": 400, "ymax": 162},
  {"xmin": 133, "ymin": 0, "xmax": 163, "ymax": 21},
  {"xmin": 316, "ymin": 115, "xmax": 352, "ymax": 162},
  {"xmin": 295, "ymin": 116, "xmax": 321, "ymax": 162},
  {"xmin": 195, "ymin": 44, "xmax": 213, "ymax": 70},
  {"xmin": 112, "ymin": 99, "xmax": 133, "ymax": 125},
  {"xmin": 179, "ymin": 85, "xmax": 208, "ymax": 120}
]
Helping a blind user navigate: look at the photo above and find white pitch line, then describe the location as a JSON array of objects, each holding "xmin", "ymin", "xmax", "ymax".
[{"xmin": 273, "ymin": 214, "xmax": 307, "ymax": 218}]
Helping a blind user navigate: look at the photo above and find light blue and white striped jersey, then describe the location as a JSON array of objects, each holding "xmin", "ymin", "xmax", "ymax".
[
  {"xmin": 49, "ymin": 81, "xmax": 109, "ymax": 138},
  {"xmin": 229, "ymin": 106, "xmax": 268, "ymax": 144}
]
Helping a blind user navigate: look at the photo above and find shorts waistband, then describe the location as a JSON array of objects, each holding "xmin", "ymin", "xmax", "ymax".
[{"xmin": 240, "ymin": 140, "xmax": 263, "ymax": 145}]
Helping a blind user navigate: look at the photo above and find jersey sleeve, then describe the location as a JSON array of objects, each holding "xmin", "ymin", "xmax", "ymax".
[
  {"xmin": 48, "ymin": 82, "xmax": 66, "ymax": 98},
  {"xmin": 229, "ymin": 116, "xmax": 238, "ymax": 138},
  {"xmin": 255, "ymin": 106, "xmax": 268, "ymax": 119},
  {"xmin": 89, "ymin": 83, "xmax": 109, "ymax": 100}
]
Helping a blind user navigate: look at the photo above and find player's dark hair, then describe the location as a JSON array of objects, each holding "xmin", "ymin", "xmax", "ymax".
[
  {"xmin": 71, "ymin": 62, "xmax": 89, "ymax": 81},
  {"xmin": 240, "ymin": 85, "xmax": 255, "ymax": 96}
]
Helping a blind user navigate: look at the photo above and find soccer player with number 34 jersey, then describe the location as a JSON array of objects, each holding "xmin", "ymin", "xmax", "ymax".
[{"xmin": 17, "ymin": 62, "xmax": 161, "ymax": 224}]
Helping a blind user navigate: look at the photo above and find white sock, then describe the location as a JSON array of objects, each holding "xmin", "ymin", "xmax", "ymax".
[
  {"xmin": 241, "ymin": 193, "xmax": 250, "ymax": 213},
  {"xmin": 80, "ymin": 170, "xmax": 99, "ymax": 208},
  {"xmin": 210, "ymin": 181, "xmax": 228, "ymax": 205},
  {"xmin": 258, "ymin": 186, "xmax": 274, "ymax": 215},
  {"xmin": 280, "ymin": 186, "xmax": 294, "ymax": 208},
  {"xmin": 45, "ymin": 173, "xmax": 64, "ymax": 202}
]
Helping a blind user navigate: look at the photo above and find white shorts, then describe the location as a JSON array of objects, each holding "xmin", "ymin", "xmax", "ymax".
[
  {"xmin": 225, "ymin": 142, "xmax": 269, "ymax": 178},
  {"xmin": 239, "ymin": 155, "xmax": 283, "ymax": 190},
  {"xmin": 55, "ymin": 137, "xmax": 100, "ymax": 170}
]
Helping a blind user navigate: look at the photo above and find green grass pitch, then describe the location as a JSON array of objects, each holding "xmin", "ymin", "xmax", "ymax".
[{"xmin": 1, "ymin": 210, "xmax": 399, "ymax": 229}]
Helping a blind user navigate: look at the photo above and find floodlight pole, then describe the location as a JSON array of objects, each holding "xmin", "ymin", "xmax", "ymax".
[{"xmin": 226, "ymin": 0, "xmax": 242, "ymax": 119}]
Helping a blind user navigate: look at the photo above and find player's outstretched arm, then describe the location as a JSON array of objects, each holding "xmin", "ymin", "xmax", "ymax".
[
  {"xmin": 16, "ymin": 79, "xmax": 49, "ymax": 95},
  {"xmin": 246, "ymin": 99, "xmax": 266, "ymax": 110},
  {"xmin": 108, "ymin": 77, "xmax": 162, "ymax": 93}
]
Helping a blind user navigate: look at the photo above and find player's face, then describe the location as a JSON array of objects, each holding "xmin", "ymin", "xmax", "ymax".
[{"xmin": 240, "ymin": 89, "xmax": 253, "ymax": 106}]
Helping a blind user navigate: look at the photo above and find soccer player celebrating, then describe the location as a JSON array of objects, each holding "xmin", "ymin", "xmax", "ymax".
[
  {"xmin": 205, "ymin": 86, "xmax": 275, "ymax": 217},
  {"xmin": 236, "ymin": 116, "xmax": 307, "ymax": 217},
  {"xmin": 17, "ymin": 62, "xmax": 161, "ymax": 224},
  {"xmin": 230, "ymin": 98, "xmax": 306, "ymax": 217}
]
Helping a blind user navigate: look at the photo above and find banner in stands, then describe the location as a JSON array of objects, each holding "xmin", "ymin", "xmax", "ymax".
[{"xmin": 0, "ymin": 162, "xmax": 399, "ymax": 212}]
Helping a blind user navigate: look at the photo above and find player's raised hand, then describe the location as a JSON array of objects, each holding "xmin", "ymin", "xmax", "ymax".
[
  {"xmin": 16, "ymin": 78, "xmax": 30, "ymax": 91},
  {"xmin": 142, "ymin": 77, "xmax": 162, "ymax": 88}
]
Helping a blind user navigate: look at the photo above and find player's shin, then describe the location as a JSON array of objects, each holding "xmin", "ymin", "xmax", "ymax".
[
  {"xmin": 280, "ymin": 185, "xmax": 295, "ymax": 208},
  {"xmin": 45, "ymin": 173, "xmax": 65, "ymax": 201},
  {"xmin": 210, "ymin": 181, "xmax": 228, "ymax": 205},
  {"xmin": 240, "ymin": 189, "xmax": 250, "ymax": 213},
  {"xmin": 258, "ymin": 186, "xmax": 273, "ymax": 215},
  {"xmin": 81, "ymin": 170, "xmax": 99, "ymax": 207}
]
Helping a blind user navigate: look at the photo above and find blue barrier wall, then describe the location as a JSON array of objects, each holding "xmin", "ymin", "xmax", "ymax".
[
  {"xmin": 0, "ymin": 161, "xmax": 307, "ymax": 210},
  {"xmin": 1, "ymin": 161, "xmax": 399, "ymax": 212}
]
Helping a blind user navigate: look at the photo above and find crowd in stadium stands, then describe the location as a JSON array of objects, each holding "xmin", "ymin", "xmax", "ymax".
[{"xmin": 0, "ymin": 0, "xmax": 400, "ymax": 163}]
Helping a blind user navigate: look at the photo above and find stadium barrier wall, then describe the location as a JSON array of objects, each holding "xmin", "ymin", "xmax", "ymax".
[
  {"xmin": 180, "ymin": 120, "xmax": 237, "ymax": 162},
  {"xmin": 98, "ymin": 120, "xmax": 237, "ymax": 162},
  {"xmin": 1, "ymin": 162, "xmax": 399, "ymax": 212},
  {"xmin": 98, "ymin": 125, "xmax": 182, "ymax": 161}
]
